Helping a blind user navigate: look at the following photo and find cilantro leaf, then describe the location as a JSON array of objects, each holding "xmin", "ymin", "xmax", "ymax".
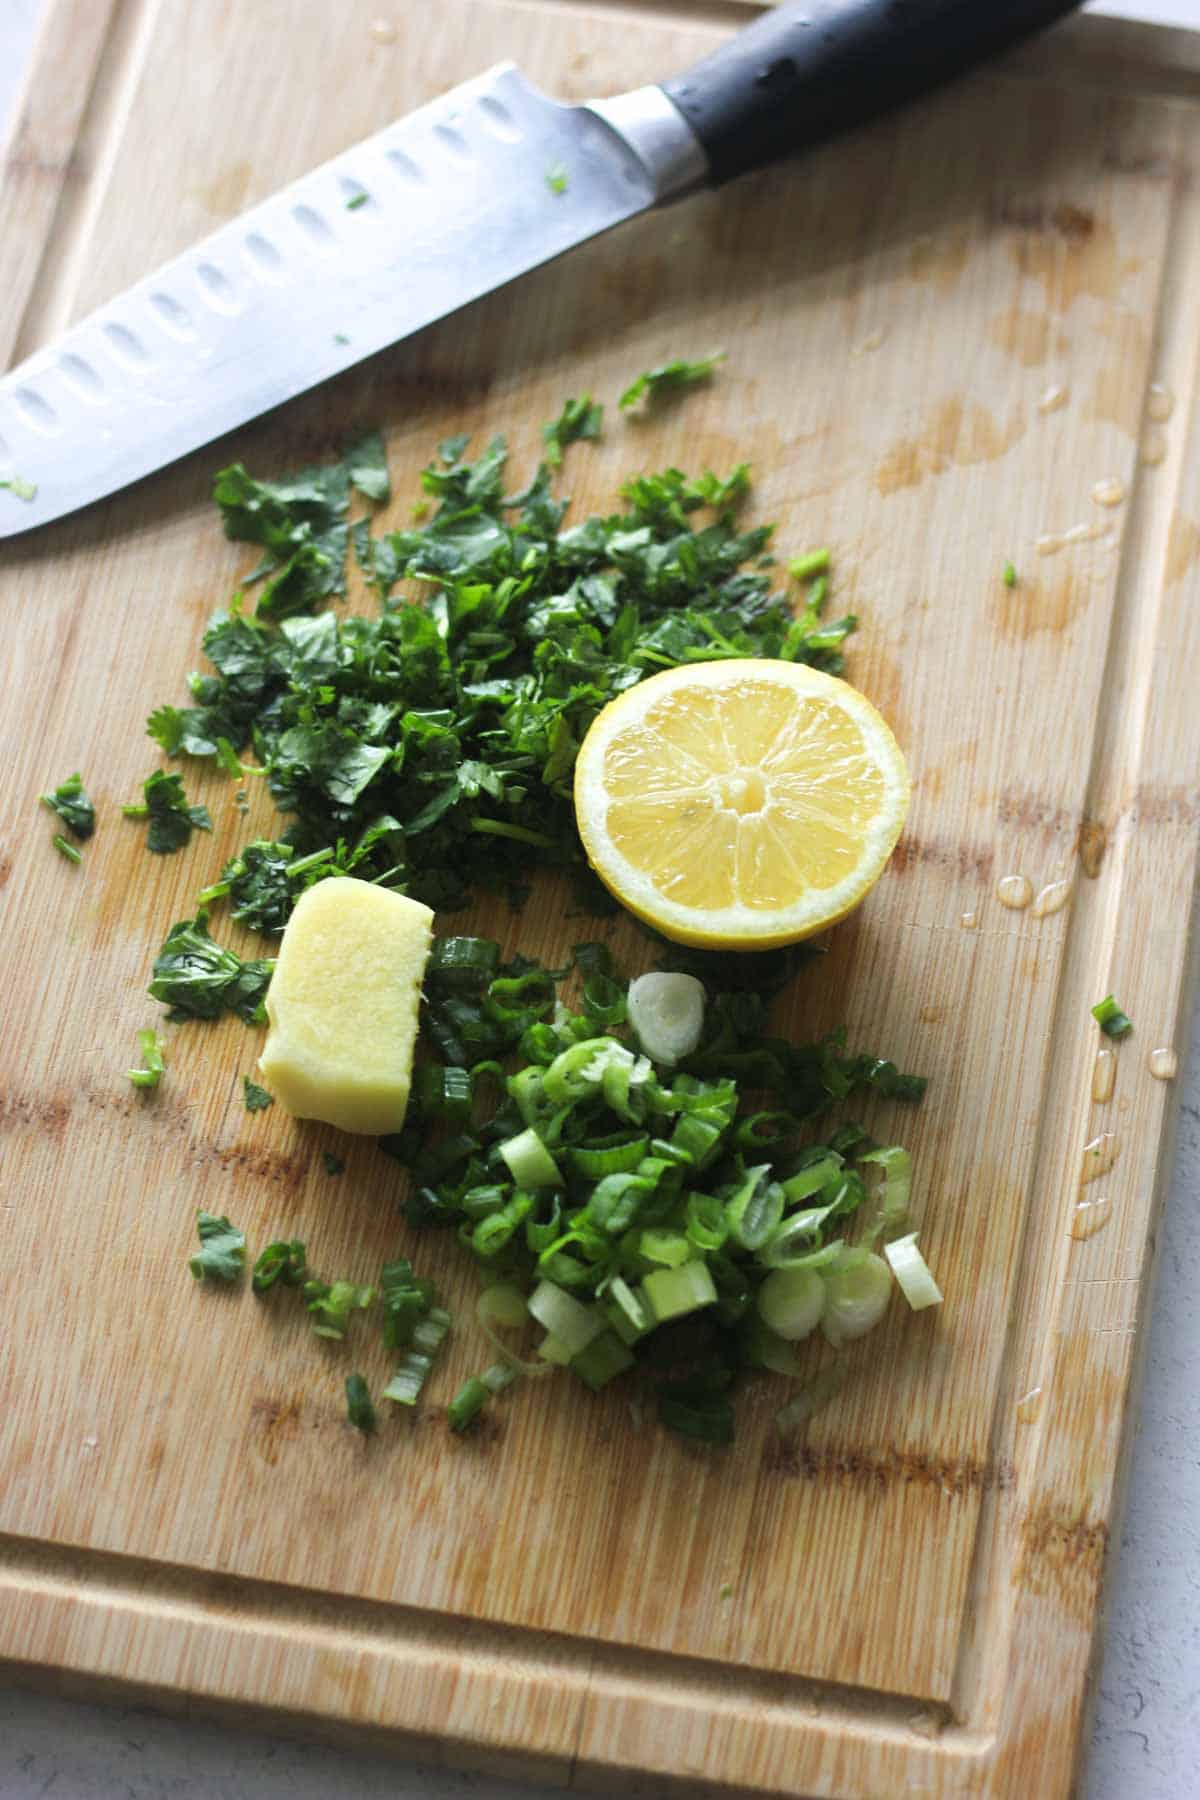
[
  {"xmin": 619, "ymin": 352, "xmax": 724, "ymax": 411},
  {"xmin": 148, "ymin": 911, "xmax": 274, "ymax": 1022},
  {"xmin": 189, "ymin": 1211, "xmax": 246, "ymax": 1282},
  {"xmin": 123, "ymin": 771, "xmax": 213, "ymax": 854},
  {"xmin": 243, "ymin": 1077, "xmax": 274, "ymax": 1112},
  {"xmin": 541, "ymin": 395, "xmax": 602, "ymax": 468},
  {"xmin": 42, "ymin": 771, "xmax": 95, "ymax": 839},
  {"xmin": 127, "ymin": 1027, "xmax": 166, "ymax": 1089},
  {"xmin": 345, "ymin": 429, "xmax": 390, "ymax": 503}
]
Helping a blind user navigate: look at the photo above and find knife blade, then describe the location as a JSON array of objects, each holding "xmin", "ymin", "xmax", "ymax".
[{"xmin": 0, "ymin": 0, "xmax": 1081, "ymax": 539}]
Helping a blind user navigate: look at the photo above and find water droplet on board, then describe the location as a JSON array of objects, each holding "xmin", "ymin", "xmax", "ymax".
[
  {"xmin": 1146, "ymin": 382, "xmax": 1174, "ymax": 421},
  {"xmin": 960, "ymin": 910, "xmax": 978, "ymax": 930},
  {"xmin": 1031, "ymin": 879, "xmax": 1072, "ymax": 918},
  {"xmin": 1037, "ymin": 521, "xmax": 1108, "ymax": 556},
  {"xmin": 853, "ymin": 329, "xmax": 886, "ymax": 355},
  {"xmin": 996, "ymin": 874, "xmax": 1033, "ymax": 910},
  {"xmin": 1092, "ymin": 1046, "xmax": 1116, "ymax": 1104},
  {"xmin": 1149, "ymin": 1047, "xmax": 1178, "ymax": 1081},
  {"xmin": 1070, "ymin": 1196, "xmax": 1112, "ymax": 1240},
  {"xmin": 1016, "ymin": 1386, "xmax": 1043, "ymax": 1423},
  {"xmin": 370, "ymin": 17, "xmax": 397, "ymax": 41},
  {"xmin": 1080, "ymin": 1132, "xmax": 1119, "ymax": 1184},
  {"xmin": 1091, "ymin": 477, "xmax": 1124, "ymax": 509},
  {"xmin": 1141, "ymin": 429, "xmax": 1168, "ymax": 467},
  {"xmin": 1038, "ymin": 384, "xmax": 1069, "ymax": 414}
]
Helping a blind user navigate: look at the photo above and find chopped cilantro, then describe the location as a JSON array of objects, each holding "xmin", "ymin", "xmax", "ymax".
[
  {"xmin": 122, "ymin": 770, "xmax": 212, "ymax": 854},
  {"xmin": 619, "ymin": 352, "xmax": 724, "ymax": 411},
  {"xmin": 1003, "ymin": 561, "xmax": 1018, "ymax": 588},
  {"xmin": 1092, "ymin": 994, "xmax": 1133, "ymax": 1038},
  {"xmin": 345, "ymin": 429, "xmax": 390, "ymax": 503},
  {"xmin": 323, "ymin": 1152, "xmax": 346, "ymax": 1176},
  {"xmin": 545, "ymin": 162, "xmax": 568, "ymax": 195},
  {"xmin": 189, "ymin": 1211, "xmax": 246, "ymax": 1282},
  {"xmin": 52, "ymin": 834, "xmax": 82, "ymax": 865},
  {"xmin": 148, "ymin": 912, "xmax": 274, "ymax": 1022},
  {"xmin": 127, "ymin": 1027, "xmax": 166, "ymax": 1089},
  {"xmin": 42, "ymin": 771, "xmax": 95, "ymax": 839},
  {"xmin": 243, "ymin": 1077, "xmax": 274, "ymax": 1112},
  {"xmin": 345, "ymin": 1373, "xmax": 377, "ymax": 1433},
  {"xmin": 0, "ymin": 474, "xmax": 36, "ymax": 501},
  {"xmin": 345, "ymin": 192, "xmax": 369, "ymax": 210},
  {"xmin": 541, "ymin": 394, "xmax": 602, "ymax": 468}
]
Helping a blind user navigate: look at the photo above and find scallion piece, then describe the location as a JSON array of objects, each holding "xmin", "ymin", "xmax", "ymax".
[
  {"xmin": 499, "ymin": 1126, "xmax": 561, "ymax": 1188},
  {"xmin": 641, "ymin": 1259, "xmax": 717, "ymax": 1324},
  {"xmin": 627, "ymin": 972, "xmax": 706, "ymax": 1066},
  {"xmin": 884, "ymin": 1232, "xmax": 944, "ymax": 1311},
  {"xmin": 412, "ymin": 1305, "xmax": 452, "ymax": 1356},
  {"xmin": 53, "ymin": 833, "xmax": 82, "ymax": 865},
  {"xmin": 820, "ymin": 1250, "xmax": 892, "ymax": 1346},
  {"xmin": 382, "ymin": 1351, "xmax": 434, "ymax": 1406},
  {"xmin": 447, "ymin": 1376, "xmax": 490, "ymax": 1432},
  {"xmin": 859, "ymin": 1144, "xmax": 912, "ymax": 1245},
  {"xmin": 127, "ymin": 1027, "xmax": 166, "ymax": 1090},
  {"xmin": 527, "ymin": 1279, "xmax": 605, "ymax": 1354},
  {"xmin": 756, "ymin": 1265, "xmax": 825, "ymax": 1341},
  {"xmin": 571, "ymin": 1329, "xmax": 635, "ymax": 1390},
  {"xmin": 481, "ymin": 1360, "xmax": 519, "ymax": 1395},
  {"xmin": 345, "ymin": 1373, "xmax": 376, "ymax": 1434},
  {"xmin": 1091, "ymin": 994, "xmax": 1133, "ymax": 1039},
  {"xmin": 788, "ymin": 548, "xmax": 831, "ymax": 582}
]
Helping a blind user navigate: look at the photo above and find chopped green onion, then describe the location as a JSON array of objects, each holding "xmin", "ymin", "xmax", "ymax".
[
  {"xmin": 883, "ymin": 1232, "xmax": 943, "ymax": 1311},
  {"xmin": 779, "ymin": 1153, "xmax": 843, "ymax": 1204},
  {"xmin": 567, "ymin": 1136, "xmax": 649, "ymax": 1179},
  {"xmin": 537, "ymin": 1331, "xmax": 574, "ymax": 1365},
  {"xmin": 189, "ymin": 1211, "xmax": 245, "ymax": 1283},
  {"xmin": 481, "ymin": 1360, "xmax": 520, "ymax": 1395},
  {"xmin": 382, "ymin": 1351, "xmax": 434, "ymax": 1406},
  {"xmin": 642, "ymin": 1259, "xmax": 717, "ymax": 1324},
  {"xmin": 252, "ymin": 1238, "xmax": 307, "ymax": 1292},
  {"xmin": 859, "ymin": 1144, "xmax": 912, "ymax": 1245},
  {"xmin": 1003, "ymin": 561, "xmax": 1018, "ymax": 587},
  {"xmin": 412, "ymin": 1305, "xmax": 452, "ymax": 1356},
  {"xmin": 821, "ymin": 1250, "xmax": 892, "ymax": 1346},
  {"xmin": 1092, "ymin": 994, "xmax": 1133, "ymax": 1039},
  {"xmin": 601, "ymin": 1275, "xmax": 653, "ymax": 1344},
  {"xmin": 627, "ymin": 972, "xmax": 706, "ymax": 1066},
  {"xmin": 53, "ymin": 833, "xmax": 82, "ymax": 864},
  {"xmin": 303, "ymin": 1279, "xmax": 374, "ymax": 1340},
  {"xmin": 571, "ymin": 1329, "xmax": 635, "ymax": 1390},
  {"xmin": 788, "ymin": 548, "xmax": 831, "ymax": 582},
  {"xmin": 127, "ymin": 1027, "xmax": 166, "ymax": 1090},
  {"xmin": 638, "ymin": 1228, "xmax": 691, "ymax": 1268},
  {"xmin": 447, "ymin": 1376, "xmax": 490, "ymax": 1431},
  {"xmin": 499, "ymin": 1126, "xmax": 561, "ymax": 1188},
  {"xmin": 527, "ymin": 1279, "xmax": 605, "ymax": 1354},
  {"xmin": 345, "ymin": 1373, "xmax": 376, "ymax": 1433},
  {"xmin": 756, "ymin": 1265, "xmax": 825, "ymax": 1341}
]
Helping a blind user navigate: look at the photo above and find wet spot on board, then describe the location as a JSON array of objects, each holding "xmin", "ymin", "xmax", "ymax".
[
  {"xmin": 993, "ymin": 570, "xmax": 1088, "ymax": 640},
  {"xmin": 1165, "ymin": 514, "xmax": 1200, "ymax": 587},
  {"xmin": 997, "ymin": 199, "xmax": 1126, "ymax": 311},
  {"xmin": 195, "ymin": 159, "xmax": 253, "ymax": 216},
  {"xmin": 907, "ymin": 228, "xmax": 971, "ymax": 291},
  {"xmin": 889, "ymin": 835, "xmax": 994, "ymax": 881},
  {"xmin": 987, "ymin": 307, "xmax": 1052, "ymax": 368},
  {"xmin": 1077, "ymin": 817, "xmax": 1108, "ymax": 878},
  {"xmin": 250, "ymin": 1395, "xmax": 305, "ymax": 1466},
  {"xmin": 874, "ymin": 397, "xmax": 1024, "ymax": 495},
  {"xmin": 0, "ymin": 853, "xmax": 10, "ymax": 889}
]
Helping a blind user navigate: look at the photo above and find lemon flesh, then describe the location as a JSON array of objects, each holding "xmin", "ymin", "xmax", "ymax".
[
  {"xmin": 574, "ymin": 660, "xmax": 909, "ymax": 950},
  {"xmin": 259, "ymin": 877, "xmax": 433, "ymax": 1134}
]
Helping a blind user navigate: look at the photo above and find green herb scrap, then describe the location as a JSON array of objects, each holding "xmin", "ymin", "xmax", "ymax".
[
  {"xmin": 1003, "ymin": 561, "xmax": 1018, "ymax": 588},
  {"xmin": 0, "ymin": 474, "xmax": 37, "ymax": 502},
  {"xmin": 42, "ymin": 772, "xmax": 95, "ymax": 839},
  {"xmin": 252, "ymin": 1238, "xmax": 307, "ymax": 1293},
  {"xmin": 243, "ymin": 1077, "xmax": 274, "ymax": 1112},
  {"xmin": 189, "ymin": 1211, "xmax": 246, "ymax": 1282},
  {"xmin": 545, "ymin": 162, "xmax": 568, "ymax": 196},
  {"xmin": 148, "ymin": 912, "xmax": 274, "ymax": 1023},
  {"xmin": 53, "ymin": 834, "xmax": 82, "ymax": 865},
  {"xmin": 541, "ymin": 394, "xmax": 602, "ymax": 468},
  {"xmin": 1092, "ymin": 994, "xmax": 1133, "ymax": 1039},
  {"xmin": 127, "ymin": 1027, "xmax": 166, "ymax": 1090},
  {"xmin": 345, "ymin": 192, "xmax": 369, "ymax": 211},
  {"xmin": 323, "ymin": 1152, "xmax": 346, "ymax": 1177},
  {"xmin": 345, "ymin": 1373, "xmax": 376, "ymax": 1432},
  {"xmin": 619, "ymin": 352, "xmax": 724, "ymax": 412},
  {"xmin": 123, "ymin": 770, "xmax": 212, "ymax": 855}
]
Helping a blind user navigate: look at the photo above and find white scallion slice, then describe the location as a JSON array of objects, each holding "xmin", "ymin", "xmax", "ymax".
[
  {"xmin": 499, "ymin": 1126, "xmax": 561, "ymax": 1188},
  {"xmin": 820, "ymin": 1249, "xmax": 893, "ymax": 1346},
  {"xmin": 756, "ymin": 1265, "xmax": 825, "ymax": 1341},
  {"xmin": 627, "ymin": 972, "xmax": 706, "ymax": 1066},
  {"xmin": 481, "ymin": 1361, "xmax": 520, "ymax": 1395},
  {"xmin": 527, "ymin": 1279, "xmax": 606, "ymax": 1354},
  {"xmin": 476, "ymin": 1285, "xmax": 557, "ymax": 1377},
  {"xmin": 884, "ymin": 1232, "xmax": 944, "ymax": 1311}
]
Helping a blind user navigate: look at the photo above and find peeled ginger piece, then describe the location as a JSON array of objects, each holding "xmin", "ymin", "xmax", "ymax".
[{"xmin": 259, "ymin": 877, "xmax": 433, "ymax": 1136}]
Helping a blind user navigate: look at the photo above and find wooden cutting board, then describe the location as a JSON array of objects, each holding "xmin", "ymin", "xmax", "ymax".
[{"xmin": 3, "ymin": 3, "xmax": 1200, "ymax": 1794}]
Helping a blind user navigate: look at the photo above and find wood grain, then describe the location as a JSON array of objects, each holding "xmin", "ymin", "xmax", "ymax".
[{"xmin": 2, "ymin": 3, "xmax": 1200, "ymax": 1795}]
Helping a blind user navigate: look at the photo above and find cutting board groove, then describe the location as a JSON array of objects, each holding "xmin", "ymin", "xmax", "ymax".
[{"xmin": 3, "ymin": 4, "xmax": 1200, "ymax": 1796}]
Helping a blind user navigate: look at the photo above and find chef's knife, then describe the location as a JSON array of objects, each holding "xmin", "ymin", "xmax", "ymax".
[{"xmin": 0, "ymin": 0, "xmax": 1080, "ymax": 538}]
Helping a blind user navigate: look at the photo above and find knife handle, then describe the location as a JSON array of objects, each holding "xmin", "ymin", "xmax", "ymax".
[{"xmin": 661, "ymin": 0, "xmax": 1083, "ymax": 186}]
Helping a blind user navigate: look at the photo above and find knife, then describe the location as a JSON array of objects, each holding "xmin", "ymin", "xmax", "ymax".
[{"xmin": 0, "ymin": 0, "xmax": 1080, "ymax": 538}]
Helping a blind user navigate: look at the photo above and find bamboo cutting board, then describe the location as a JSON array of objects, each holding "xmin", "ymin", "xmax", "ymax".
[{"xmin": 3, "ymin": 3, "xmax": 1200, "ymax": 1795}]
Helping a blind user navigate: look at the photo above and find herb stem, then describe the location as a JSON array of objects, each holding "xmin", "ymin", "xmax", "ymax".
[{"xmin": 468, "ymin": 818, "xmax": 557, "ymax": 848}]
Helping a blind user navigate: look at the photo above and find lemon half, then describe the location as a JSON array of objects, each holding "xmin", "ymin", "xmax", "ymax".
[{"xmin": 573, "ymin": 659, "xmax": 909, "ymax": 950}]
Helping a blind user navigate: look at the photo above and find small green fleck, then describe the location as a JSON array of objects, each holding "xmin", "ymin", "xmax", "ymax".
[
  {"xmin": 719, "ymin": 1582, "xmax": 734, "ymax": 1602},
  {"xmin": 346, "ymin": 192, "xmax": 369, "ymax": 211},
  {"xmin": 1091, "ymin": 995, "xmax": 1133, "ymax": 1039},
  {"xmin": 323, "ymin": 1151, "xmax": 346, "ymax": 1176},
  {"xmin": 52, "ymin": 834, "xmax": 82, "ymax": 865},
  {"xmin": 545, "ymin": 162, "xmax": 568, "ymax": 196},
  {"xmin": 788, "ymin": 548, "xmax": 831, "ymax": 583},
  {"xmin": 0, "ymin": 474, "xmax": 37, "ymax": 502},
  {"xmin": 127, "ymin": 1027, "xmax": 166, "ymax": 1090},
  {"xmin": 1003, "ymin": 561, "xmax": 1018, "ymax": 588},
  {"xmin": 334, "ymin": 332, "xmax": 350, "ymax": 345},
  {"xmin": 411, "ymin": 499, "xmax": 429, "ymax": 522},
  {"xmin": 243, "ymin": 1076, "xmax": 274, "ymax": 1112},
  {"xmin": 42, "ymin": 772, "xmax": 95, "ymax": 839}
]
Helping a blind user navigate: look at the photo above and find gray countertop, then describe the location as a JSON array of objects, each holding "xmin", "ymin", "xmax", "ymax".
[{"xmin": 2, "ymin": 2, "xmax": 1197, "ymax": 1795}]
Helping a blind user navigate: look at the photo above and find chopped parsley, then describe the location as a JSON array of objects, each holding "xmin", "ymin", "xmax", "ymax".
[
  {"xmin": 53, "ymin": 834, "xmax": 82, "ymax": 865},
  {"xmin": 545, "ymin": 162, "xmax": 568, "ymax": 195},
  {"xmin": 619, "ymin": 352, "xmax": 724, "ymax": 411},
  {"xmin": 127, "ymin": 1027, "xmax": 166, "ymax": 1089},
  {"xmin": 148, "ymin": 912, "xmax": 274, "ymax": 1022},
  {"xmin": 243, "ymin": 1077, "xmax": 274, "ymax": 1112},
  {"xmin": 323, "ymin": 1152, "xmax": 346, "ymax": 1176},
  {"xmin": 189, "ymin": 1211, "xmax": 246, "ymax": 1282},
  {"xmin": 123, "ymin": 770, "xmax": 212, "ymax": 854},
  {"xmin": 0, "ymin": 474, "xmax": 37, "ymax": 501},
  {"xmin": 1092, "ymin": 994, "xmax": 1133, "ymax": 1039},
  {"xmin": 42, "ymin": 772, "xmax": 95, "ymax": 839},
  {"xmin": 541, "ymin": 394, "xmax": 602, "ymax": 468},
  {"xmin": 345, "ymin": 1373, "xmax": 376, "ymax": 1432}
]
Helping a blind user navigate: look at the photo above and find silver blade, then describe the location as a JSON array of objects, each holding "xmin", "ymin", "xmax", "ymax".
[{"xmin": 0, "ymin": 65, "xmax": 660, "ymax": 539}]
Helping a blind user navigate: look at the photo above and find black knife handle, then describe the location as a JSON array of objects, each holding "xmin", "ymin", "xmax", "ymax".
[{"xmin": 662, "ymin": 0, "xmax": 1083, "ymax": 186}]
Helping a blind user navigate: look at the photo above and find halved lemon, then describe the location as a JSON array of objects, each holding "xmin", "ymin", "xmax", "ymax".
[{"xmin": 573, "ymin": 659, "xmax": 909, "ymax": 950}]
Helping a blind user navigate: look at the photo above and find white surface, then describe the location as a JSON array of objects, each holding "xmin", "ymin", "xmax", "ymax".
[{"xmin": 2, "ymin": 2, "xmax": 1199, "ymax": 1796}]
